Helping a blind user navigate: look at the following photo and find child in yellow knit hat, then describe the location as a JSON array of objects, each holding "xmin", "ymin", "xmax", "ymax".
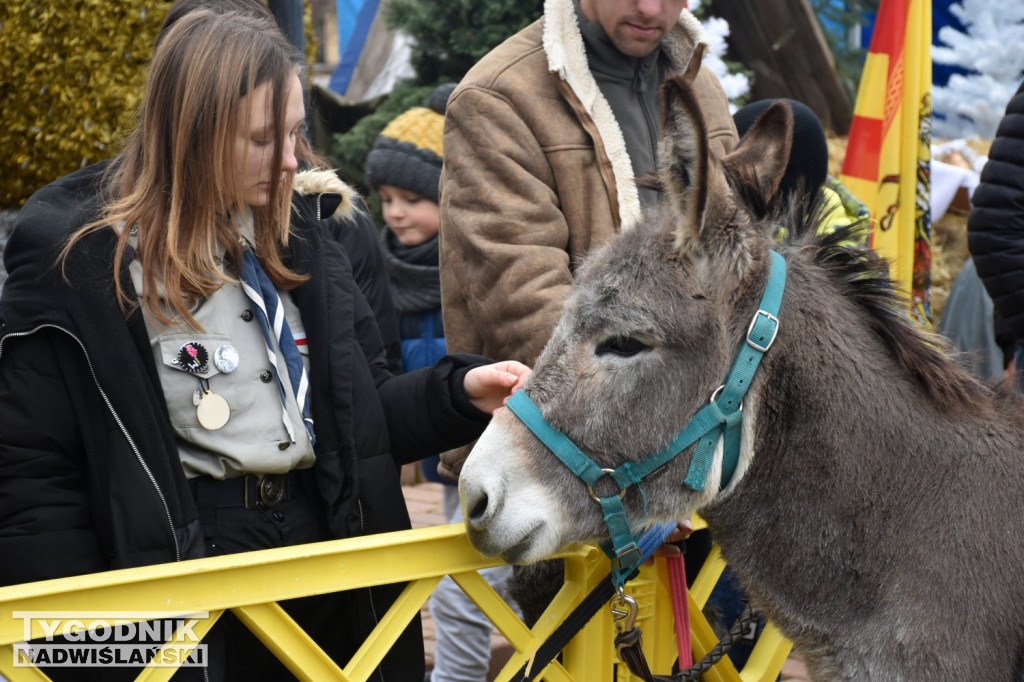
[
  {"xmin": 365, "ymin": 84, "xmax": 451, "ymax": 380},
  {"xmin": 367, "ymin": 85, "xmax": 516, "ymax": 682}
]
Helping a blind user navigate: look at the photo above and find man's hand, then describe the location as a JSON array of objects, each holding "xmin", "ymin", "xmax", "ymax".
[{"xmin": 649, "ymin": 519, "xmax": 695, "ymax": 561}]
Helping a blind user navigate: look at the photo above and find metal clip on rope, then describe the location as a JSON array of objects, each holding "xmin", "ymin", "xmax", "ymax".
[{"xmin": 611, "ymin": 592, "xmax": 638, "ymax": 634}]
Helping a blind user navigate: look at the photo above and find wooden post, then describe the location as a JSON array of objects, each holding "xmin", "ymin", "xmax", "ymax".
[{"xmin": 712, "ymin": 0, "xmax": 853, "ymax": 134}]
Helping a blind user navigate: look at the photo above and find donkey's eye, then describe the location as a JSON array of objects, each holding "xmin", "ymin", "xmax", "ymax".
[{"xmin": 595, "ymin": 336, "xmax": 650, "ymax": 358}]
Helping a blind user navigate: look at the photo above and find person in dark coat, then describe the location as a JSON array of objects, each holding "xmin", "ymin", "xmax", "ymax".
[
  {"xmin": 324, "ymin": 186, "xmax": 405, "ymax": 374},
  {"xmin": 967, "ymin": 80, "xmax": 1024, "ymax": 390},
  {"xmin": 366, "ymin": 84, "xmax": 518, "ymax": 682},
  {"xmin": 0, "ymin": 10, "xmax": 528, "ymax": 681},
  {"xmin": 365, "ymin": 83, "xmax": 455, "ymax": 488}
]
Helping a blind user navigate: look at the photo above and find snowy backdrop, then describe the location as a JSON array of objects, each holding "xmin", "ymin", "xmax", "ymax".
[{"xmin": 932, "ymin": 0, "xmax": 1024, "ymax": 138}]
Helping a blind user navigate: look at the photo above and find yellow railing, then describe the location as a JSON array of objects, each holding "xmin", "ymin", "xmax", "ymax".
[{"xmin": 0, "ymin": 522, "xmax": 791, "ymax": 681}]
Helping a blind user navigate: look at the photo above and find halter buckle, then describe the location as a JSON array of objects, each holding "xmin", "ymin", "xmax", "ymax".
[
  {"xmin": 611, "ymin": 545, "xmax": 643, "ymax": 573},
  {"xmin": 746, "ymin": 309, "xmax": 779, "ymax": 353}
]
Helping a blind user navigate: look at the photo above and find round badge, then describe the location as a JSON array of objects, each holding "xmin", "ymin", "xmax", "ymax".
[
  {"xmin": 214, "ymin": 344, "xmax": 240, "ymax": 374},
  {"xmin": 176, "ymin": 342, "xmax": 209, "ymax": 374},
  {"xmin": 196, "ymin": 391, "xmax": 231, "ymax": 430}
]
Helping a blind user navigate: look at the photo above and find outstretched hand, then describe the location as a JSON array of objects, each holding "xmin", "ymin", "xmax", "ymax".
[{"xmin": 463, "ymin": 361, "xmax": 532, "ymax": 415}]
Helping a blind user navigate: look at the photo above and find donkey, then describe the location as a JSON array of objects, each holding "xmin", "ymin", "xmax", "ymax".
[{"xmin": 458, "ymin": 73, "xmax": 1024, "ymax": 681}]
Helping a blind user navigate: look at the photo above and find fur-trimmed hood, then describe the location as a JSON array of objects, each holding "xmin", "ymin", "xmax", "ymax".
[{"xmin": 293, "ymin": 168, "xmax": 359, "ymax": 222}]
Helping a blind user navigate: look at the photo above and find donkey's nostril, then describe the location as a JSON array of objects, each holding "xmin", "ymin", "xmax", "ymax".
[
  {"xmin": 461, "ymin": 469, "xmax": 502, "ymax": 531},
  {"xmin": 468, "ymin": 493, "xmax": 489, "ymax": 522}
]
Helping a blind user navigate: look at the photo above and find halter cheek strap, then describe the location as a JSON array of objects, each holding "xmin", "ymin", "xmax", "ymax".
[{"xmin": 506, "ymin": 251, "xmax": 786, "ymax": 586}]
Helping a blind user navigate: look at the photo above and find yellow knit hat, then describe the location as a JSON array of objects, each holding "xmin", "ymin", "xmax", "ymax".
[{"xmin": 365, "ymin": 91, "xmax": 448, "ymax": 201}]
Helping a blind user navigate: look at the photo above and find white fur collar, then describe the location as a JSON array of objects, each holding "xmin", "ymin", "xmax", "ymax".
[{"xmin": 541, "ymin": 0, "xmax": 710, "ymax": 231}]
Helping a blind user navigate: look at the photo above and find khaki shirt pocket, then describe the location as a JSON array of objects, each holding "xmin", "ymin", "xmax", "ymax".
[{"xmin": 156, "ymin": 334, "xmax": 230, "ymax": 430}]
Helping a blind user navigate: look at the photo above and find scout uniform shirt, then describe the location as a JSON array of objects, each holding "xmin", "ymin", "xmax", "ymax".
[{"xmin": 128, "ymin": 222, "xmax": 315, "ymax": 480}]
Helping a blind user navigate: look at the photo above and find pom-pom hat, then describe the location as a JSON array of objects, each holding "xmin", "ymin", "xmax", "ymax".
[{"xmin": 365, "ymin": 84, "xmax": 454, "ymax": 203}]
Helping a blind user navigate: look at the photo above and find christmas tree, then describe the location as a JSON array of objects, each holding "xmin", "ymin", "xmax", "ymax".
[
  {"xmin": 932, "ymin": 0, "xmax": 1024, "ymax": 138},
  {"xmin": 330, "ymin": 0, "xmax": 542, "ymax": 188}
]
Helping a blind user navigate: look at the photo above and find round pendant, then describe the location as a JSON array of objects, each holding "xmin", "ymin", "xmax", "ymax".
[
  {"xmin": 176, "ymin": 342, "xmax": 209, "ymax": 374},
  {"xmin": 196, "ymin": 390, "xmax": 230, "ymax": 430},
  {"xmin": 214, "ymin": 344, "xmax": 240, "ymax": 373}
]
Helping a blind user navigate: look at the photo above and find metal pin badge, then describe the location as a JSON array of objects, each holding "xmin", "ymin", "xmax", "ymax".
[
  {"xmin": 197, "ymin": 390, "xmax": 231, "ymax": 430},
  {"xmin": 175, "ymin": 342, "xmax": 209, "ymax": 373},
  {"xmin": 214, "ymin": 344, "xmax": 240, "ymax": 373}
]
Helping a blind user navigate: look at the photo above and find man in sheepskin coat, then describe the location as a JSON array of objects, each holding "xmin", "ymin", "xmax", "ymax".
[
  {"xmin": 432, "ymin": 1, "xmax": 739, "ymax": 679},
  {"xmin": 438, "ymin": 0, "xmax": 738, "ymax": 477}
]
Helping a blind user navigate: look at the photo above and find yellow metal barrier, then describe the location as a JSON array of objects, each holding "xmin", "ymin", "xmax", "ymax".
[{"xmin": 0, "ymin": 523, "xmax": 791, "ymax": 681}]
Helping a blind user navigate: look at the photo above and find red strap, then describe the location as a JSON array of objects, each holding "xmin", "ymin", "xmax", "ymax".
[{"xmin": 666, "ymin": 555, "xmax": 692, "ymax": 669}]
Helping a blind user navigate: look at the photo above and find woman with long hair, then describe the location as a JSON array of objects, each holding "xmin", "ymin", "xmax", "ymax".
[{"xmin": 0, "ymin": 10, "xmax": 526, "ymax": 680}]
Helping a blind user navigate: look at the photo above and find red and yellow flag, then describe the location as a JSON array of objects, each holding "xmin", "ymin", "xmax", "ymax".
[{"xmin": 839, "ymin": 0, "xmax": 932, "ymax": 325}]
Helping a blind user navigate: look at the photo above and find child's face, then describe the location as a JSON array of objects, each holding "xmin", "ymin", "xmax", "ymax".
[{"xmin": 379, "ymin": 185, "xmax": 440, "ymax": 247}]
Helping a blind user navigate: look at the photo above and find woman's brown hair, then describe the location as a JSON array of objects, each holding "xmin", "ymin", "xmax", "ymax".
[{"xmin": 63, "ymin": 9, "xmax": 312, "ymax": 330}]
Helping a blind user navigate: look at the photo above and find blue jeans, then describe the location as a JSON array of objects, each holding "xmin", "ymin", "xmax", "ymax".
[{"xmin": 428, "ymin": 505, "xmax": 516, "ymax": 682}]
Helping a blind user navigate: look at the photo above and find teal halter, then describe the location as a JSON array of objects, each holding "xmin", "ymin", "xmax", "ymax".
[{"xmin": 506, "ymin": 250, "xmax": 787, "ymax": 585}]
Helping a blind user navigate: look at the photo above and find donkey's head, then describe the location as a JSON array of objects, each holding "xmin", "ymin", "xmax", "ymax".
[{"xmin": 460, "ymin": 76, "xmax": 794, "ymax": 564}]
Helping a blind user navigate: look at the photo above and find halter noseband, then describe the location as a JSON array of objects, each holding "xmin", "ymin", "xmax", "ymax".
[{"xmin": 506, "ymin": 250, "xmax": 786, "ymax": 585}]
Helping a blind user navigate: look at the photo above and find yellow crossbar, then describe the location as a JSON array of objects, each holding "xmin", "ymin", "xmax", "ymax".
[{"xmin": 0, "ymin": 523, "xmax": 791, "ymax": 681}]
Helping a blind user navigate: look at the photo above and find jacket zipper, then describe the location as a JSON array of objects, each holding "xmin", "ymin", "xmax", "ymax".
[
  {"xmin": 0, "ymin": 324, "xmax": 181, "ymax": 562},
  {"xmin": 634, "ymin": 59, "xmax": 659, "ymax": 165},
  {"xmin": 4, "ymin": 325, "xmax": 200, "ymax": 676}
]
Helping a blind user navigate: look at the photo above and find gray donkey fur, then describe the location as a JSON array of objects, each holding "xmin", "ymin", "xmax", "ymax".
[{"xmin": 458, "ymin": 74, "xmax": 1024, "ymax": 681}]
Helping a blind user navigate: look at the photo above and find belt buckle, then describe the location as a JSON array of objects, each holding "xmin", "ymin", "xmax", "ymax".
[
  {"xmin": 259, "ymin": 474, "xmax": 287, "ymax": 508},
  {"xmin": 244, "ymin": 474, "xmax": 287, "ymax": 509}
]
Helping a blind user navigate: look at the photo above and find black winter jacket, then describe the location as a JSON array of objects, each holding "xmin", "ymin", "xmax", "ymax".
[
  {"xmin": 0, "ymin": 162, "xmax": 490, "ymax": 678},
  {"xmin": 968, "ymin": 81, "xmax": 1024, "ymax": 343},
  {"xmin": 328, "ymin": 192, "xmax": 404, "ymax": 375}
]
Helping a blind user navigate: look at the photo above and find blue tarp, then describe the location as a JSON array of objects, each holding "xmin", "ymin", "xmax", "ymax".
[{"xmin": 329, "ymin": 0, "xmax": 381, "ymax": 96}]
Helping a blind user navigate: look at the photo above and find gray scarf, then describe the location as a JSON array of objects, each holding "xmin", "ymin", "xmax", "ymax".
[{"xmin": 380, "ymin": 229, "xmax": 442, "ymax": 314}]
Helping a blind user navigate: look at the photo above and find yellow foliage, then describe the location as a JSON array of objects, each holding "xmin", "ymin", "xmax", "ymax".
[
  {"xmin": 0, "ymin": 1, "xmax": 173, "ymax": 207},
  {"xmin": 0, "ymin": 1, "xmax": 317, "ymax": 209}
]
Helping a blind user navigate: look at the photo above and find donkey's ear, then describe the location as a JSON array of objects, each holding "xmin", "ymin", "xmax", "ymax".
[
  {"xmin": 658, "ymin": 72, "xmax": 740, "ymax": 253},
  {"xmin": 721, "ymin": 101, "xmax": 794, "ymax": 209},
  {"xmin": 658, "ymin": 74, "xmax": 709, "ymax": 249}
]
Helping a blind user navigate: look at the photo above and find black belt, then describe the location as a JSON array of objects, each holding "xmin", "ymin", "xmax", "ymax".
[{"xmin": 189, "ymin": 471, "xmax": 305, "ymax": 510}]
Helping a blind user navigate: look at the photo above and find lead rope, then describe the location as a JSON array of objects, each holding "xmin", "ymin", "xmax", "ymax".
[
  {"xmin": 512, "ymin": 522, "xmax": 675, "ymax": 681},
  {"xmin": 510, "ymin": 523, "xmax": 759, "ymax": 682},
  {"xmin": 615, "ymin": 602, "xmax": 762, "ymax": 681},
  {"xmin": 667, "ymin": 554, "xmax": 692, "ymax": 669}
]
